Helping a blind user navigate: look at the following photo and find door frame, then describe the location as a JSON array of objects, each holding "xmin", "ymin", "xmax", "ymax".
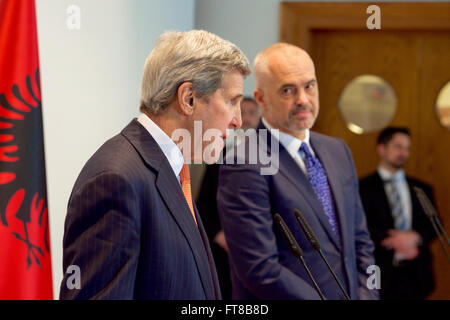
[{"xmin": 280, "ymin": 2, "xmax": 450, "ymax": 52}]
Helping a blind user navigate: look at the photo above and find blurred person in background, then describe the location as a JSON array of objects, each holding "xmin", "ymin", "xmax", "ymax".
[{"xmin": 359, "ymin": 127, "xmax": 436, "ymax": 299}]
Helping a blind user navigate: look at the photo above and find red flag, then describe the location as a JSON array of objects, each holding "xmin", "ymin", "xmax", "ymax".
[{"xmin": 0, "ymin": 0, "xmax": 53, "ymax": 299}]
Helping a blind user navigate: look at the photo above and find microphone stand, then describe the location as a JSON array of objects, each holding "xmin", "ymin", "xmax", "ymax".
[
  {"xmin": 294, "ymin": 209, "xmax": 351, "ymax": 300},
  {"xmin": 413, "ymin": 187, "xmax": 450, "ymax": 262},
  {"xmin": 274, "ymin": 213, "xmax": 326, "ymax": 300}
]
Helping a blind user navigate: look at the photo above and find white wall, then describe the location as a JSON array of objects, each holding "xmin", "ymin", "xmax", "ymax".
[
  {"xmin": 195, "ymin": 0, "xmax": 279, "ymax": 98},
  {"xmin": 36, "ymin": 0, "xmax": 194, "ymax": 298}
]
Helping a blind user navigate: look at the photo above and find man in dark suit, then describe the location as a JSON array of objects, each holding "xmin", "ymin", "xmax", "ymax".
[
  {"xmin": 359, "ymin": 127, "xmax": 436, "ymax": 299},
  {"xmin": 196, "ymin": 97, "xmax": 260, "ymax": 300},
  {"xmin": 217, "ymin": 43, "xmax": 378, "ymax": 300},
  {"xmin": 59, "ymin": 30, "xmax": 251, "ymax": 299}
]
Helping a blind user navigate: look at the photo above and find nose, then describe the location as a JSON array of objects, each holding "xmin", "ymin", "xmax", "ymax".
[
  {"xmin": 296, "ymin": 88, "xmax": 309, "ymax": 106},
  {"xmin": 402, "ymin": 148, "xmax": 410, "ymax": 158},
  {"xmin": 229, "ymin": 105, "xmax": 242, "ymax": 129}
]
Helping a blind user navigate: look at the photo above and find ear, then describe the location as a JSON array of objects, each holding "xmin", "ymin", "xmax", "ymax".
[
  {"xmin": 376, "ymin": 143, "xmax": 385, "ymax": 157},
  {"xmin": 253, "ymin": 88, "xmax": 265, "ymax": 112},
  {"xmin": 177, "ymin": 82, "xmax": 195, "ymax": 116}
]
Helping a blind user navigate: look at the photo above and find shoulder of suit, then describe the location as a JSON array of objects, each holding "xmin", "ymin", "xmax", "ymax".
[
  {"xmin": 406, "ymin": 176, "xmax": 433, "ymax": 191},
  {"xmin": 310, "ymin": 131, "xmax": 351, "ymax": 157},
  {"xmin": 359, "ymin": 172, "xmax": 380, "ymax": 185},
  {"xmin": 91, "ymin": 132, "xmax": 134, "ymax": 161},
  {"xmin": 310, "ymin": 131, "xmax": 346, "ymax": 146},
  {"xmin": 80, "ymin": 132, "xmax": 146, "ymax": 180}
]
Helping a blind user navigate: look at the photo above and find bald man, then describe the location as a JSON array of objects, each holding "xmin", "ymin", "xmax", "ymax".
[{"xmin": 217, "ymin": 43, "xmax": 378, "ymax": 300}]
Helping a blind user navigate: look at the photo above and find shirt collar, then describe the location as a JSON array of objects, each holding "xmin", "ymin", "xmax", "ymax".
[
  {"xmin": 261, "ymin": 117, "xmax": 314, "ymax": 156},
  {"xmin": 377, "ymin": 165, "xmax": 405, "ymax": 182},
  {"xmin": 137, "ymin": 113, "xmax": 184, "ymax": 177}
]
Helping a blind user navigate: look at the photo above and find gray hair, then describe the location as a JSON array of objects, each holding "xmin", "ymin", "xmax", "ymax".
[{"xmin": 139, "ymin": 30, "xmax": 251, "ymax": 115}]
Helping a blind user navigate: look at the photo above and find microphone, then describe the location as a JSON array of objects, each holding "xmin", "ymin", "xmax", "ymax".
[
  {"xmin": 413, "ymin": 186, "xmax": 450, "ymax": 262},
  {"xmin": 294, "ymin": 209, "xmax": 351, "ymax": 300},
  {"xmin": 273, "ymin": 213, "xmax": 326, "ymax": 300}
]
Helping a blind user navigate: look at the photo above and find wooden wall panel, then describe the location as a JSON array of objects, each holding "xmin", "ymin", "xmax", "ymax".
[
  {"xmin": 416, "ymin": 32, "xmax": 450, "ymax": 299},
  {"xmin": 311, "ymin": 30, "xmax": 420, "ymax": 178},
  {"xmin": 280, "ymin": 2, "xmax": 450, "ymax": 299}
]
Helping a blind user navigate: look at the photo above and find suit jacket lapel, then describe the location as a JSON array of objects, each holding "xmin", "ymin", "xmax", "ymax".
[
  {"xmin": 155, "ymin": 164, "xmax": 216, "ymax": 299},
  {"xmin": 193, "ymin": 203, "xmax": 221, "ymax": 299},
  {"xmin": 121, "ymin": 119, "xmax": 216, "ymax": 299},
  {"xmin": 259, "ymin": 122, "xmax": 341, "ymax": 250},
  {"xmin": 374, "ymin": 172, "xmax": 395, "ymax": 227},
  {"xmin": 278, "ymin": 149, "xmax": 341, "ymax": 244}
]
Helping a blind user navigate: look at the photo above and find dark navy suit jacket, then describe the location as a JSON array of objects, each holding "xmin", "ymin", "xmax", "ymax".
[
  {"xmin": 60, "ymin": 119, "xmax": 220, "ymax": 299},
  {"xmin": 217, "ymin": 121, "xmax": 378, "ymax": 300},
  {"xmin": 359, "ymin": 172, "xmax": 436, "ymax": 299}
]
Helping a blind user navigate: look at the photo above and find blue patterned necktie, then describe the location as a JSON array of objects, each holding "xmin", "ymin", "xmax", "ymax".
[
  {"xmin": 299, "ymin": 142, "xmax": 341, "ymax": 242},
  {"xmin": 384, "ymin": 178, "xmax": 407, "ymax": 230}
]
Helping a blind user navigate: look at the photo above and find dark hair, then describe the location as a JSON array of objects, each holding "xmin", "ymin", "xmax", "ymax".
[{"xmin": 377, "ymin": 127, "xmax": 411, "ymax": 145}]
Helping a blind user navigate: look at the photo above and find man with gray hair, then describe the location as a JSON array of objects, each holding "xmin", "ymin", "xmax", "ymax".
[{"xmin": 60, "ymin": 30, "xmax": 250, "ymax": 299}]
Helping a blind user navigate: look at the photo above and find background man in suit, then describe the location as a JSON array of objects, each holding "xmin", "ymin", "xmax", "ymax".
[
  {"xmin": 359, "ymin": 127, "xmax": 436, "ymax": 299},
  {"xmin": 217, "ymin": 43, "xmax": 378, "ymax": 300},
  {"xmin": 59, "ymin": 30, "xmax": 251, "ymax": 299},
  {"xmin": 196, "ymin": 97, "xmax": 260, "ymax": 300},
  {"xmin": 240, "ymin": 97, "xmax": 261, "ymax": 131}
]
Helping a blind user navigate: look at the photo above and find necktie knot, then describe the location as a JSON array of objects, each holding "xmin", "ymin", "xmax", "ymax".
[
  {"xmin": 384, "ymin": 177, "xmax": 397, "ymax": 184},
  {"xmin": 299, "ymin": 142, "xmax": 315, "ymax": 163},
  {"xmin": 180, "ymin": 163, "xmax": 190, "ymax": 183}
]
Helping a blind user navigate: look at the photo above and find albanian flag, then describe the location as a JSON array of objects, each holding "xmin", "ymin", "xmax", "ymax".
[{"xmin": 0, "ymin": 0, "xmax": 53, "ymax": 299}]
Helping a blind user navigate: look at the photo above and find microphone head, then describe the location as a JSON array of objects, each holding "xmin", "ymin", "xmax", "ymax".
[
  {"xmin": 413, "ymin": 186, "xmax": 434, "ymax": 218},
  {"xmin": 294, "ymin": 209, "xmax": 321, "ymax": 251},
  {"xmin": 274, "ymin": 213, "xmax": 303, "ymax": 258},
  {"xmin": 413, "ymin": 186, "xmax": 424, "ymax": 199}
]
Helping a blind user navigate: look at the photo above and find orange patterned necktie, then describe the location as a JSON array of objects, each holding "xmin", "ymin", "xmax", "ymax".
[{"xmin": 179, "ymin": 163, "xmax": 197, "ymax": 226}]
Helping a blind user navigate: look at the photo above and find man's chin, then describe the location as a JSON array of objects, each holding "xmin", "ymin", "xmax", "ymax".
[
  {"xmin": 392, "ymin": 162, "xmax": 407, "ymax": 170},
  {"xmin": 292, "ymin": 117, "xmax": 316, "ymax": 131}
]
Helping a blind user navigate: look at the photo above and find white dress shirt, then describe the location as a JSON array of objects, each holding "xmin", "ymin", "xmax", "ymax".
[
  {"xmin": 377, "ymin": 166, "xmax": 412, "ymax": 230},
  {"xmin": 137, "ymin": 113, "xmax": 184, "ymax": 184},
  {"xmin": 261, "ymin": 117, "xmax": 315, "ymax": 176}
]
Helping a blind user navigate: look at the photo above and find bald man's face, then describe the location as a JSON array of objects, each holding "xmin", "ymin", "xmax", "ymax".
[{"xmin": 254, "ymin": 50, "xmax": 319, "ymax": 140}]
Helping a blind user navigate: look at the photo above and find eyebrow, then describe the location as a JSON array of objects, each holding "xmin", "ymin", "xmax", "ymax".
[
  {"xmin": 278, "ymin": 83, "xmax": 297, "ymax": 92},
  {"xmin": 279, "ymin": 79, "xmax": 316, "ymax": 89},
  {"xmin": 280, "ymin": 83, "xmax": 296, "ymax": 88},
  {"xmin": 231, "ymin": 94, "xmax": 243, "ymax": 101}
]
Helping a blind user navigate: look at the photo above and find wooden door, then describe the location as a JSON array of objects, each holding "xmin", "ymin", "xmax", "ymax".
[{"xmin": 281, "ymin": 2, "xmax": 450, "ymax": 299}]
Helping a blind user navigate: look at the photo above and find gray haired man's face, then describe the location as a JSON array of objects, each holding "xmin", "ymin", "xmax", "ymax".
[{"xmin": 190, "ymin": 70, "xmax": 245, "ymax": 163}]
